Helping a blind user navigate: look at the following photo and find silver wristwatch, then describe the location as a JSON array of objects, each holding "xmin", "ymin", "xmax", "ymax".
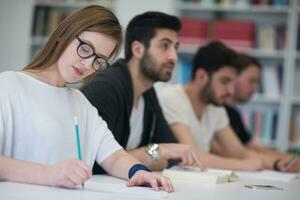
[{"xmin": 145, "ymin": 143, "xmax": 160, "ymax": 162}]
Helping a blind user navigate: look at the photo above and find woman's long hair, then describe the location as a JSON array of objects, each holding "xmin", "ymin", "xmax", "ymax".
[{"xmin": 24, "ymin": 5, "xmax": 122, "ymax": 71}]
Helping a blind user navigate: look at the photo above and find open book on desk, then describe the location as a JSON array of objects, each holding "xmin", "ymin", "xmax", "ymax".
[
  {"xmin": 236, "ymin": 170, "xmax": 299, "ymax": 183},
  {"xmin": 163, "ymin": 166, "xmax": 239, "ymax": 184},
  {"xmin": 82, "ymin": 179, "xmax": 169, "ymax": 199}
]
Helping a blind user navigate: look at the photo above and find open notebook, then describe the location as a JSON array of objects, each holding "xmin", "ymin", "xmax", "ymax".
[
  {"xmin": 82, "ymin": 180, "xmax": 169, "ymax": 199},
  {"xmin": 236, "ymin": 170, "xmax": 300, "ymax": 182},
  {"xmin": 163, "ymin": 166, "xmax": 239, "ymax": 184}
]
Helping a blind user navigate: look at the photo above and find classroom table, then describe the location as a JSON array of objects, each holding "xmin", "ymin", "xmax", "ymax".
[{"xmin": 1, "ymin": 173, "xmax": 299, "ymax": 200}]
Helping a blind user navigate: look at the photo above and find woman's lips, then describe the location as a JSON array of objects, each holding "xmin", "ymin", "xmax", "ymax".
[{"xmin": 72, "ymin": 66, "xmax": 83, "ymax": 76}]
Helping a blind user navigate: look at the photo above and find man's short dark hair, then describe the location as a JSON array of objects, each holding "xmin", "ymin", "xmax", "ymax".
[
  {"xmin": 236, "ymin": 53, "xmax": 262, "ymax": 73},
  {"xmin": 124, "ymin": 11, "xmax": 181, "ymax": 62},
  {"xmin": 192, "ymin": 41, "xmax": 238, "ymax": 80}
]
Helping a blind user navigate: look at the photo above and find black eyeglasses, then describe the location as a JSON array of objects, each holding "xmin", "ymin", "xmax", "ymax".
[{"xmin": 75, "ymin": 36, "xmax": 110, "ymax": 71}]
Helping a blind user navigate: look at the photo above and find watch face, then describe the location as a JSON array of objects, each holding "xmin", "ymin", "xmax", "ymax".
[
  {"xmin": 149, "ymin": 144, "xmax": 159, "ymax": 152},
  {"xmin": 148, "ymin": 144, "xmax": 160, "ymax": 161}
]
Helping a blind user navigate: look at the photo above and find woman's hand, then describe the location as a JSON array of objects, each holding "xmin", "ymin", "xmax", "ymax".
[
  {"xmin": 127, "ymin": 170, "xmax": 174, "ymax": 193},
  {"xmin": 49, "ymin": 158, "xmax": 92, "ymax": 188}
]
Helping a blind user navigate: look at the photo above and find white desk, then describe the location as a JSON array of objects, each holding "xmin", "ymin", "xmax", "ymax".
[{"xmin": 1, "ymin": 174, "xmax": 300, "ymax": 200}]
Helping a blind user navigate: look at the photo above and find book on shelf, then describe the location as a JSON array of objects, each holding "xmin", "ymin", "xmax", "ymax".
[
  {"xmin": 256, "ymin": 23, "xmax": 287, "ymax": 51},
  {"xmin": 256, "ymin": 24, "xmax": 276, "ymax": 51},
  {"xmin": 294, "ymin": 67, "xmax": 300, "ymax": 96},
  {"xmin": 179, "ymin": 18, "xmax": 209, "ymax": 50},
  {"xmin": 178, "ymin": 16, "xmax": 287, "ymax": 53},
  {"xmin": 276, "ymin": 24, "xmax": 287, "ymax": 50},
  {"xmin": 289, "ymin": 113, "xmax": 297, "ymax": 143},
  {"xmin": 272, "ymin": 0, "xmax": 289, "ymax": 6},
  {"xmin": 239, "ymin": 106, "xmax": 278, "ymax": 145},
  {"xmin": 289, "ymin": 110, "xmax": 300, "ymax": 146},
  {"xmin": 162, "ymin": 166, "xmax": 239, "ymax": 184},
  {"xmin": 32, "ymin": 6, "xmax": 77, "ymax": 37},
  {"xmin": 261, "ymin": 66, "xmax": 281, "ymax": 98},
  {"xmin": 47, "ymin": 8, "xmax": 61, "ymax": 35},
  {"xmin": 182, "ymin": 0, "xmax": 288, "ymax": 6},
  {"xmin": 213, "ymin": 20, "xmax": 255, "ymax": 51},
  {"xmin": 32, "ymin": 6, "xmax": 48, "ymax": 36}
]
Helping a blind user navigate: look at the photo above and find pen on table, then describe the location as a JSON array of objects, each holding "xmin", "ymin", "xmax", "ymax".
[
  {"xmin": 74, "ymin": 116, "xmax": 84, "ymax": 189},
  {"xmin": 285, "ymin": 154, "xmax": 297, "ymax": 166}
]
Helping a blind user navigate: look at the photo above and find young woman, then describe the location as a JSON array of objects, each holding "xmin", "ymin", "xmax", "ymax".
[{"xmin": 0, "ymin": 5, "xmax": 173, "ymax": 192}]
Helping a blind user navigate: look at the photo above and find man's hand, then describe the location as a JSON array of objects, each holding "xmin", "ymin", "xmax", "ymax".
[
  {"xmin": 241, "ymin": 155, "xmax": 264, "ymax": 171},
  {"xmin": 159, "ymin": 143, "xmax": 205, "ymax": 169},
  {"xmin": 275, "ymin": 156, "xmax": 300, "ymax": 172},
  {"xmin": 127, "ymin": 170, "xmax": 174, "ymax": 193}
]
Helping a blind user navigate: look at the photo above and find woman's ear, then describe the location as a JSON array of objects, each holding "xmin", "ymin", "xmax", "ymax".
[{"xmin": 131, "ymin": 41, "xmax": 145, "ymax": 59}]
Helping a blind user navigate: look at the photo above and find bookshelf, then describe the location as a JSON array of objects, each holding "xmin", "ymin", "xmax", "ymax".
[
  {"xmin": 289, "ymin": 0, "xmax": 300, "ymax": 152},
  {"xmin": 30, "ymin": 0, "xmax": 113, "ymax": 60},
  {"xmin": 175, "ymin": 0, "xmax": 298, "ymax": 152}
]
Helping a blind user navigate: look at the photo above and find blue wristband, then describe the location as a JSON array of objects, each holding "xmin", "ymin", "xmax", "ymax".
[{"xmin": 128, "ymin": 163, "xmax": 151, "ymax": 179}]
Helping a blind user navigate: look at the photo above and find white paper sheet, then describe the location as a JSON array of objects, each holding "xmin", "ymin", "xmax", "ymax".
[{"xmin": 82, "ymin": 180, "xmax": 169, "ymax": 199}]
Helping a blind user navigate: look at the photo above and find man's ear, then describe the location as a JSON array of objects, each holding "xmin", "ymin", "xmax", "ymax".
[
  {"xmin": 195, "ymin": 68, "xmax": 209, "ymax": 84},
  {"xmin": 131, "ymin": 41, "xmax": 145, "ymax": 59}
]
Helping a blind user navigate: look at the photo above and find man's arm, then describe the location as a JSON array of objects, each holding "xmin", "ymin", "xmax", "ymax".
[
  {"xmin": 213, "ymin": 125, "xmax": 282, "ymax": 170},
  {"xmin": 127, "ymin": 143, "xmax": 204, "ymax": 171},
  {"xmin": 213, "ymin": 126, "xmax": 250, "ymax": 158},
  {"xmin": 247, "ymin": 142, "xmax": 282, "ymax": 156},
  {"xmin": 224, "ymin": 106, "xmax": 289, "ymax": 169},
  {"xmin": 127, "ymin": 148, "xmax": 168, "ymax": 170},
  {"xmin": 170, "ymin": 123, "xmax": 263, "ymax": 171}
]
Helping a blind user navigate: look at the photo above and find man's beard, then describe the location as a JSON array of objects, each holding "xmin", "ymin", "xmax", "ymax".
[
  {"xmin": 139, "ymin": 51, "xmax": 172, "ymax": 82},
  {"xmin": 200, "ymin": 81, "xmax": 222, "ymax": 106}
]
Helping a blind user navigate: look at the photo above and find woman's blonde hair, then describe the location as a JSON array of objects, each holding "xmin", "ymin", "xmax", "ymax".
[{"xmin": 24, "ymin": 5, "xmax": 122, "ymax": 71}]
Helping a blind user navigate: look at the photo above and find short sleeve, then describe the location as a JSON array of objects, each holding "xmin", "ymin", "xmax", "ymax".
[
  {"xmin": 214, "ymin": 107, "xmax": 230, "ymax": 132},
  {"xmin": 78, "ymin": 92, "xmax": 123, "ymax": 166},
  {"xmin": 158, "ymin": 86, "xmax": 190, "ymax": 126},
  {"xmin": 225, "ymin": 106, "xmax": 251, "ymax": 144},
  {"xmin": 94, "ymin": 119, "xmax": 123, "ymax": 164}
]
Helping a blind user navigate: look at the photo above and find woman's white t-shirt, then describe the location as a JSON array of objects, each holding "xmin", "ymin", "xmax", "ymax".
[{"xmin": 0, "ymin": 71, "xmax": 122, "ymax": 167}]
